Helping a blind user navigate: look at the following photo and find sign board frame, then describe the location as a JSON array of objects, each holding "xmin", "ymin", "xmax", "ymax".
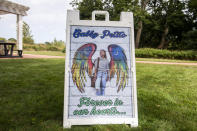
[{"xmin": 63, "ymin": 10, "xmax": 138, "ymax": 128}]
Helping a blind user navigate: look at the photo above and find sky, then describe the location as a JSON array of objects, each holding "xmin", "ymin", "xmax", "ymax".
[{"xmin": 0, "ymin": 0, "xmax": 73, "ymax": 43}]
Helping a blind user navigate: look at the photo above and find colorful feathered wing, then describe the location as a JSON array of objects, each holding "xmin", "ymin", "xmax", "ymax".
[
  {"xmin": 71, "ymin": 43, "xmax": 97, "ymax": 93},
  {"xmin": 108, "ymin": 44, "xmax": 129, "ymax": 92}
]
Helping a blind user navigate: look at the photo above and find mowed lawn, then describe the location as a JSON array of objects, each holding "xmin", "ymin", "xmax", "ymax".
[{"xmin": 0, "ymin": 59, "xmax": 197, "ymax": 131}]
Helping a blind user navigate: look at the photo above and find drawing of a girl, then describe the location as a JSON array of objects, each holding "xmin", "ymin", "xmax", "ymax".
[{"xmin": 93, "ymin": 49, "xmax": 110, "ymax": 96}]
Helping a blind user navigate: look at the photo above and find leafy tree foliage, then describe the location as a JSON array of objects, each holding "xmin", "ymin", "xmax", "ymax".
[
  {"xmin": 23, "ymin": 22, "xmax": 34, "ymax": 44},
  {"xmin": 0, "ymin": 37, "xmax": 6, "ymax": 42},
  {"xmin": 71, "ymin": 0, "xmax": 104, "ymax": 20},
  {"xmin": 71, "ymin": 0, "xmax": 197, "ymax": 50},
  {"xmin": 8, "ymin": 38, "xmax": 16, "ymax": 42},
  {"xmin": 50, "ymin": 38, "xmax": 65, "ymax": 46}
]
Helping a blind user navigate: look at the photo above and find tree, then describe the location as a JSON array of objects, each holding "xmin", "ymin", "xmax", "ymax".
[
  {"xmin": 180, "ymin": 0, "xmax": 197, "ymax": 50},
  {"xmin": 188, "ymin": 0, "xmax": 197, "ymax": 29},
  {"xmin": 8, "ymin": 38, "xmax": 16, "ymax": 42},
  {"xmin": 135, "ymin": 0, "xmax": 150, "ymax": 48},
  {"xmin": 71, "ymin": 0, "xmax": 148, "ymax": 48},
  {"xmin": 147, "ymin": 0, "xmax": 187, "ymax": 49},
  {"xmin": 51, "ymin": 38, "xmax": 65, "ymax": 46},
  {"xmin": 23, "ymin": 22, "xmax": 34, "ymax": 44},
  {"xmin": 71, "ymin": 0, "xmax": 197, "ymax": 50},
  {"xmin": 71, "ymin": 0, "xmax": 104, "ymax": 20},
  {"xmin": 0, "ymin": 37, "xmax": 6, "ymax": 42},
  {"xmin": 103, "ymin": 0, "xmax": 149, "ymax": 48},
  {"xmin": 182, "ymin": 30, "xmax": 197, "ymax": 49}
]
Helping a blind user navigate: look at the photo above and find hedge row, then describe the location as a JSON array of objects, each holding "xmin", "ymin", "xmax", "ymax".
[{"xmin": 135, "ymin": 48, "xmax": 197, "ymax": 61}]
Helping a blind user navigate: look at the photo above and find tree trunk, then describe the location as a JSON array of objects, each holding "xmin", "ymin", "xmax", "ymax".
[
  {"xmin": 135, "ymin": 0, "xmax": 150, "ymax": 48},
  {"xmin": 158, "ymin": 26, "xmax": 169, "ymax": 49},
  {"xmin": 135, "ymin": 21, "xmax": 143, "ymax": 48}
]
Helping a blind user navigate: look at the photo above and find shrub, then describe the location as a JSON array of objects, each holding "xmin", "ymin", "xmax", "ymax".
[
  {"xmin": 135, "ymin": 48, "xmax": 197, "ymax": 60},
  {"xmin": 46, "ymin": 46, "xmax": 59, "ymax": 51},
  {"xmin": 23, "ymin": 43, "xmax": 65, "ymax": 51},
  {"xmin": 62, "ymin": 47, "xmax": 66, "ymax": 53},
  {"xmin": 0, "ymin": 37, "xmax": 6, "ymax": 42}
]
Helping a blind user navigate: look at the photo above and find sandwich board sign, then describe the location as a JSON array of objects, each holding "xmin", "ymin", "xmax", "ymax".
[{"xmin": 63, "ymin": 10, "xmax": 138, "ymax": 128}]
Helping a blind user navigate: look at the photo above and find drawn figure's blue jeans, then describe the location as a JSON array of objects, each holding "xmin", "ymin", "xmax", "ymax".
[{"xmin": 95, "ymin": 71, "xmax": 107, "ymax": 96}]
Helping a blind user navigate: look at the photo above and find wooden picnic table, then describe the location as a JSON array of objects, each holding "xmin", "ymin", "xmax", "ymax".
[{"xmin": 0, "ymin": 42, "xmax": 16, "ymax": 57}]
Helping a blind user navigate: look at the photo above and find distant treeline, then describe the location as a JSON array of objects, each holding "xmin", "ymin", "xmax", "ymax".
[
  {"xmin": 0, "ymin": 37, "xmax": 65, "ymax": 52},
  {"xmin": 23, "ymin": 39, "xmax": 65, "ymax": 51},
  {"xmin": 71, "ymin": 0, "xmax": 197, "ymax": 50},
  {"xmin": 23, "ymin": 38, "xmax": 65, "ymax": 51}
]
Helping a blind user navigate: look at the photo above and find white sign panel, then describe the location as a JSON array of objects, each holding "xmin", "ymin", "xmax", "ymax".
[{"xmin": 64, "ymin": 10, "xmax": 138, "ymax": 128}]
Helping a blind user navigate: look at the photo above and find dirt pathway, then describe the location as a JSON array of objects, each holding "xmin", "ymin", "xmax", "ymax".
[
  {"xmin": 1, "ymin": 54, "xmax": 197, "ymax": 66},
  {"xmin": 136, "ymin": 61, "xmax": 197, "ymax": 66},
  {"xmin": 0, "ymin": 54, "xmax": 64, "ymax": 59},
  {"xmin": 23, "ymin": 54, "xmax": 64, "ymax": 59}
]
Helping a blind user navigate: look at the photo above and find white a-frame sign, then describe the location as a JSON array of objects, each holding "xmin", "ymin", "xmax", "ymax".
[{"xmin": 64, "ymin": 10, "xmax": 138, "ymax": 128}]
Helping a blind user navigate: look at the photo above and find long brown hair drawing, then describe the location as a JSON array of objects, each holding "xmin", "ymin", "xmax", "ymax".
[{"xmin": 100, "ymin": 49, "xmax": 107, "ymax": 58}]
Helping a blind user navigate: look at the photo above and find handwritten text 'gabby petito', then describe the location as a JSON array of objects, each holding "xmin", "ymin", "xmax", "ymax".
[{"xmin": 73, "ymin": 29, "xmax": 127, "ymax": 39}]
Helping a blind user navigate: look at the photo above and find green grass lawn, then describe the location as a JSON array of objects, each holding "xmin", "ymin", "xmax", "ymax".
[{"xmin": 0, "ymin": 59, "xmax": 197, "ymax": 131}]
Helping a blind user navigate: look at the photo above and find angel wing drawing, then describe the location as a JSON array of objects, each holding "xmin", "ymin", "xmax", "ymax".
[{"xmin": 71, "ymin": 43, "xmax": 129, "ymax": 93}]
